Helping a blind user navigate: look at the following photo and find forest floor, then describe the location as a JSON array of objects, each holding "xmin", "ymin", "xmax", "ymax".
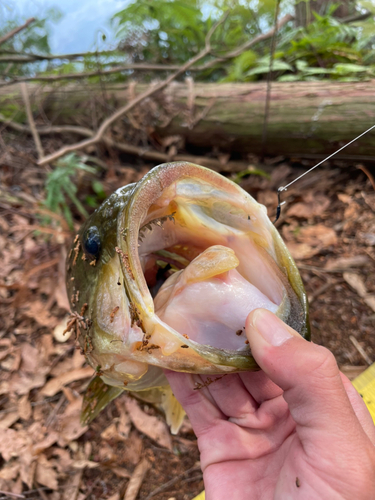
[{"xmin": 0, "ymin": 139, "xmax": 375, "ymax": 500}]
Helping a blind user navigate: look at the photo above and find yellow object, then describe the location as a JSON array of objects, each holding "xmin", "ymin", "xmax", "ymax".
[
  {"xmin": 352, "ymin": 362, "xmax": 375, "ymax": 423},
  {"xmin": 191, "ymin": 363, "xmax": 375, "ymax": 500},
  {"xmin": 192, "ymin": 492, "xmax": 205, "ymax": 500}
]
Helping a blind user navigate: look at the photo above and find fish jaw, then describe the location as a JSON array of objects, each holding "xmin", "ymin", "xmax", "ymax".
[{"xmin": 109, "ymin": 162, "xmax": 309, "ymax": 375}]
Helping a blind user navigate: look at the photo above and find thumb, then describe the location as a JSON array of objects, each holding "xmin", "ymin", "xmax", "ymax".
[{"xmin": 246, "ymin": 308, "xmax": 363, "ymax": 438}]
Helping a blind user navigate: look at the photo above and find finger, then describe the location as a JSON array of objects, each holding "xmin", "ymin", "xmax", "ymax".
[
  {"xmin": 239, "ymin": 370, "xmax": 283, "ymax": 404},
  {"xmin": 201, "ymin": 373, "xmax": 259, "ymax": 423},
  {"xmin": 340, "ymin": 372, "xmax": 375, "ymax": 444},
  {"xmin": 245, "ymin": 309, "xmax": 370, "ymax": 443},
  {"xmin": 164, "ymin": 370, "xmax": 225, "ymax": 435}
]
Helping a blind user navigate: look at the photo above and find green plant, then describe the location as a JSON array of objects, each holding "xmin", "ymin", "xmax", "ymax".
[
  {"xmin": 111, "ymin": 0, "xmax": 280, "ymax": 80},
  {"xmin": 44, "ymin": 153, "xmax": 96, "ymax": 228},
  {"xmin": 0, "ymin": 7, "xmax": 62, "ymax": 78}
]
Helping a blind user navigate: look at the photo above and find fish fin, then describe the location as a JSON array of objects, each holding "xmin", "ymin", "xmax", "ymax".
[
  {"xmin": 81, "ymin": 376, "xmax": 123, "ymax": 425},
  {"xmin": 161, "ymin": 386, "xmax": 186, "ymax": 435}
]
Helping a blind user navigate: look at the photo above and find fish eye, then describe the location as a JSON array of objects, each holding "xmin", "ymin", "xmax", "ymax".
[{"xmin": 84, "ymin": 226, "xmax": 101, "ymax": 258}]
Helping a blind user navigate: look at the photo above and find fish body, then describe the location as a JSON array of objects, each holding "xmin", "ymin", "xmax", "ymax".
[{"xmin": 66, "ymin": 162, "xmax": 309, "ymax": 431}]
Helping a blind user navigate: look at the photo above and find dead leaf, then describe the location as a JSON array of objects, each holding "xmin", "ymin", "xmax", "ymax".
[
  {"xmin": 0, "ymin": 411, "xmax": 19, "ymax": 429},
  {"xmin": 23, "ymin": 300, "xmax": 58, "ymax": 328},
  {"xmin": 344, "ymin": 201, "xmax": 360, "ymax": 219},
  {"xmin": 115, "ymin": 398, "xmax": 131, "ymax": 440},
  {"xmin": 343, "ymin": 272, "xmax": 367, "ymax": 297},
  {"xmin": 20, "ymin": 343, "xmax": 40, "ymax": 373},
  {"xmin": 286, "ymin": 242, "xmax": 320, "ymax": 260},
  {"xmin": 101, "ymin": 423, "xmax": 120, "ymax": 441},
  {"xmin": 123, "ymin": 458, "xmax": 150, "ymax": 500},
  {"xmin": 325, "ymin": 255, "xmax": 370, "ymax": 270},
  {"xmin": 125, "ymin": 398, "xmax": 172, "ymax": 450},
  {"xmin": 298, "ymin": 224, "xmax": 337, "ymax": 247},
  {"xmin": 41, "ymin": 366, "xmax": 93, "ymax": 397},
  {"xmin": 0, "ymin": 463, "xmax": 20, "ymax": 481},
  {"xmin": 51, "ymin": 349, "xmax": 85, "ymax": 377},
  {"xmin": 19, "ymin": 454, "xmax": 36, "ymax": 489},
  {"xmin": 72, "ymin": 460, "xmax": 100, "ymax": 469},
  {"xmin": 50, "ymin": 447, "xmax": 73, "ymax": 473},
  {"xmin": 55, "ymin": 247, "xmax": 70, "ymax": 311},
  {"xmin": 337, "ymin": 193, "xmax": 351, "ymax": 204},
  {"xmin": 0, "ymin": 428, "xmax": 27, "ymax": 461},
  {"xmin": 32, "ymin": 431, "xmax": 59, "ymax": 455},
  {"xmin": 107, "ymin": 494, "xmax": 120, "ymax": 500},
  {"xmin": 8, "ymin": 372, "xmax": 46, "ymax": 395},
  {"xmin": 18, "ymin": 394, "xmax": 32, "ymax": 420},
  {"xmin": 56, "ymin": 397, "xmax": 88, "ymax": 446},
  {"xmin": 288, "ymin": 193, "xmax": 330, "ymax": 219},
  {"xmin": 343, "ymin": 273, "xmax": 375, "ymax": 313},
  {"xmin": 36, "ymin": 455, "xmax": 58, "ymax": 490},
  {"xmin": 110, "ymin": 466, "xmax": 131, "ymax": 479}
]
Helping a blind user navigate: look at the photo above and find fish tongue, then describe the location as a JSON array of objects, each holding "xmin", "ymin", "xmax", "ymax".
[
  {"xmin": 181, "ymin": 245, "xmax": 240, "ymax": 284},
  {"xmin": 154, "ymin": 245, "xmax": 278, "ymax": 351}
]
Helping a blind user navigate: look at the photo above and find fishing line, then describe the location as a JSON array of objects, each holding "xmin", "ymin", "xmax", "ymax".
[{"xmin": 273, "ymin": 123, "xmax": 375, "ymax": 223}]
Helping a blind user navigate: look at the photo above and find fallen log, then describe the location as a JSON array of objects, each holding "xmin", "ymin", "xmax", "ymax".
[{"xmin": 1, "ymin": 80, "xmax": 375, "ymax": 159}]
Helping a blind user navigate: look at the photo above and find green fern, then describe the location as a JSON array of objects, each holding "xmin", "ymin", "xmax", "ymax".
[{"xmin": 44, "ymin": 154, "xmax": 96, "ymax": 229}]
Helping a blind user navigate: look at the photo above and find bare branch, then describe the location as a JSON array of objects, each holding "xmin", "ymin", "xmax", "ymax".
[
  {"xmin": 37, "ymin": 15, "xmax": 229, "ymax": 167},
  {"xmin": 0, "ymin": 64, "xmax": 181, "ymax": 88},
  {"xmin": 200, "ymin": 13, "xmax": 293, "ymax": 71},
  {"xmin": 20, "ymin": 82, "xmax": 44, "ymax": 160},
  {"xmin": 0, "ymin": 18, "xmax": 36, "ymax": 47},
  {"xmin": 0, "ymin": 115, "xmax": 249, "ymax": 173},
  {"xmin": 0, "ymin": 49, "xmax": 122, "ymax": 63},
  {"xmin": 0, "ymin": 14, "xmax": 293, "ymax": 88},
  {"xmin": 0, "ymin": 114, "xmax": 93, "ymax": 137}
]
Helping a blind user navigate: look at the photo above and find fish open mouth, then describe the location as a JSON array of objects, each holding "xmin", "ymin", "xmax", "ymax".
[{"xmin": 120, "ymin": 163, "xmax": 302, "ymax": 354}]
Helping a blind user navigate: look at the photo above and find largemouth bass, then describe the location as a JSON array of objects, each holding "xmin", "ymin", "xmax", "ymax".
[{"xmin": 66, "ymin": 161, "xmax": 310, "ymax": 432}]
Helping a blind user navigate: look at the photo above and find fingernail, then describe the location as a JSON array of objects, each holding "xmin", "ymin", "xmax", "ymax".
[{"xmin": 249, "ymin": 309, "xmax": 299, "ymax": 346}]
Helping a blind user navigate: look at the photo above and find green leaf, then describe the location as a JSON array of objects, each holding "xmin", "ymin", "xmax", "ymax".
[
  {"xmin": 245, "ymin": 60, "xmax": 293, "ymax": 76},
  {"xmin": 332, "ymin": 63, "xmax": 371, "ymax": 75}
]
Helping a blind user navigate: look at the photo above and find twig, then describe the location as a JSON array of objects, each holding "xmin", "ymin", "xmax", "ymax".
[
  {"xmin": 0, "ymin": 113, "xmax": 249, "ymax": 172},
  {"xmin": 357, "ymin": 164, "xmax": 375, "ymax": 192},
  {"xmin": 20, "ymin": 82, "xmax": 44, "ymax": 160},
  {"xmin": 341, "ymin": 10, "xmax": 372, "ymax": 24},
  {"xmin": 349, "ymin": 335, "xmax": 372, "ymax": 365},
  {"xmin": 37, "ymin": 488, "xmax": 49, "ymax": 500},
  {"xmin": 0, "ymin": 18, "xmax": 35, "ymax": 46},
  {"xmin": 0, "ymin": 491, "xmax": 25, "ymax": 499},
  {"xmin": 45, "ymin": 393, "xmax": 66, "ymax": 427},
  {"xmin": 37, "ymin": 14, "xmax": 227, "ymax": 167},
  {"xmin": 123, "ymin": 458, "xmax": 150, "ymax": 500},
  {"xmin": 308, "ymin": 279, "xmax": 339, "ymax": 304},
  {"xmin": 297, "ymin": 264, "xmax": 357, "ymax": 274},
  {"xmin": 261, "ymin": 0, "xmax": 281, "ymax": 160},
  {"xmin": 0, "ymin": 49, "xmax": 128, "ymax": 63},
  {"xmin": 144, "ymin": 465, "xmax": 201, "ymax": 499},
  {"xmin": 0, "ymin": 394, "xmax": 61, "ymax": 416},
  {"xmin": 200, "ymin": 13, "xmax": 293, "ymax": 70},
  {"xmin": 0, "ymin": 15, "xmax": 292, "ymax": 88}
]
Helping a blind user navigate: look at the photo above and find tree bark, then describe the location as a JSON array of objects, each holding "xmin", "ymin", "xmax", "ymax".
[
  {"xmin": 295, "ymin": 0, "xmax": 356, "ymax": 27},
  {"xmin": 2, "ymin": 80, "xmax": 375, "ymax": 159}
]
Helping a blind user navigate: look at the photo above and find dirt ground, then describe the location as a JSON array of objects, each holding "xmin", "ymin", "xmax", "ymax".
[{"xmin": 0, "ymin": 140, "xmax": 374, "ymax": 499}]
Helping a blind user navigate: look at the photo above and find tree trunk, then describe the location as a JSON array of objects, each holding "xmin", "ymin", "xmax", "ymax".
[
  {"xmin": 295, "ymin": 0, "xmax": 356, "ymax": 27},
  {"xmin": 1, "ymin": 80, "xmax": 375, "ymax": 159}
]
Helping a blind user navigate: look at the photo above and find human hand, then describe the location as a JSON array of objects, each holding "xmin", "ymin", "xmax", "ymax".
[{"xmin": 165, "ymin": 309, "xmax": 375, "ymax": 500}]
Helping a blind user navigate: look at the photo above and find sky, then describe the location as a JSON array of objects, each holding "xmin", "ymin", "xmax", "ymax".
[{"xmin": 2, "ymin": 0, "xmax": 131, "ymax": 53}]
